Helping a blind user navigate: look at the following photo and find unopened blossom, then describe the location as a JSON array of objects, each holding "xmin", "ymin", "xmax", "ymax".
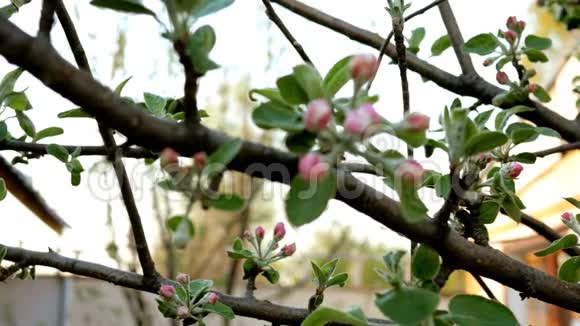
[
  {"xmin": 177, "ymin": 306, "xmax": 190, "ymax": 319},
  {"xmin": 527, "ymin": 84, "xmax": 538, "ymax": 93},
  {"xmin": 159, "ymin": 285, "xmax": 176, "ymax": 300},
  {"xmin": 350, "ymin": 54, "xmax": 378, "ymax": 85},
  {"xmin": 160, "ymin": 148, "xmax": 179, "ymax": 169},
  {"xmin": 255, "ymin": 226, "xmax": 265, "ymax": 240},
  {"xmin": 344, "ymin": 104, "xmax": 380, "ymax": 136},
  {"xmin": 175, "ymin": 273, "xmax": 190, "ymax": 285},
  {"xmin": 298, "ymin": 153, "xmax": 329, "ymax": 182},
  {"xmin": 193, "ymin": 152, "xmax": 207, "ymax": 168},
  {"xmin": 402, "ymin": 112, "xmax": 430, "ymax": 132},
  {"xmin": 503, "ymin": 30, "xmax": 517, "ymax": 43},
  {"xmin": 506, "ymin": 16, "xmax": 518, "ymax": 30},
  {"xmin": 274, "ymin": 222, "xmax": 286, "ymax": 241},
  {"xmin": 496, "ymin": 71, "xmax": 509, "ymax": 85},
  {"xmin": 502, "ymin": 162, "xmax": 523, "ymax": 179},
  {"xmin": 208, "ymin": 292, "xmax": 219, "ymax": 305},
  {"xmin": 395, "ymin": 160, "xmax": 425, "ymax": 184},
  {"xmin": 281, "ymin": 243, "xmax": 296, "ymax": 256},
  {"xmin": 562, "ymin": 212, "xmax": 573, "ymax": 223},
  {"xmin": 304, "ymin": 99, "xmax": 332, "ymax": 132}
]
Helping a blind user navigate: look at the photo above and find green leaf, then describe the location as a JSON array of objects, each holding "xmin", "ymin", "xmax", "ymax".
[
  {"xmin": 479, "ymin": 201, "xmax": 500, "ymax": 224},
  {"xmin": 156, "ymin": 298, "xmax": 177, "ymax": 319},
  {"xmin": 395, "ymin": 128, "xmax": 428, "ymax": 148},
  {"xmin": 277, "ymin": 75, "xmax": 309, "ymax": 105},
  {"xmin": 0, "ymin": 178, "xmax": 6, "ymax": 201},
  {"xmin": 564, "ymin": 197, "xmax": 580, "ymax": 209},
  {"xmin": 192, "ymin": 0, "xmax": 234, "ymax": 18},
  {"xmin": 302, "ymin": 307, "xmax": 368, "ymax": 326},
  {"xmin": 65, "ymin": 158, "xmax": 84, "ymax": 174},
  {"xmin": 397, "ymin": 180, "xmax": 428, "ymax": 223},
  {"xmin": 204, "ymin": 138, "xmax": 243, "ymax": 175},
  {"xmin": 525, "ymin": 35, "xmax": 552, "ymax": 50},
  {"xmin": 502, "ymin": 195, "xmax": 521, "ymax": 222},
  {"xmin": 536, "ymin": 127, "xmax": 560, "ymax": 138},
  {"xmin": 534, "ymin": 234, "xmax": 578, "ymax": 257},
  {"xmin": 47, "ymin": 144, "xmax": 69, "ymax": 163},
  {"xmin": 411, "ymin": 244, "xmax": 441, "ymax": 281},
  {"xmin": 510, "ymin": 152, "xmax": 537, "ymax": 164},
  {"xmin": 321, "ymin": 258, "xmax": 339, "ymax": 276},
  {"xmin": 408, "ymin": 27, "xmax": 426, "ymax": 54},
  {"xmin": 249, "ymin": 88, "xmax": 292, "ymax": 109},
  {"xmin": 90, "ymin": 0, "xmax": 156, "ymax": 17},
  {"xmin": 496, "ymin": 56, "xmax": 512, "ymax": 71},
  {"xmin": 431, "ymin": 35, "xmax": 451, "ymax": 56},
  {"xmin": 323, "ymin": 55, "xmax": 353, "ymax": 96},
  {"xmin": 0, "ymin": 121, "xmax": 8, "ymax": 141},
  {"xmin": 4, "ymin": 92, "xmax": 31, "ymax": 111},
  {"xmin": 511, "ymin": 128, "xmax": 539, "ymax": 144},
  {"xmin": 207, "ymin": 193, "xmax": 245, "ymax": 211},
  {"xmin": 188, "ymin": 25, "xmax": 219, "ymax": 74},
  {"xmin": 463, "ymin": 131, "xmax": 508, "ymax": 156},
  {"xmin": 16, "ymin": 110, "xmax": 35, "ymax": 138},
  {"xmin": 114, "ymin": 76, "xmax": 132, "ymax": 95},
  {"xmin": 188, "ymin": 279, "xmax": 213, "ymax": 302},
  {"xmin": 202, "ymin": 302, "xmax": 235, "ymax": 320},
  {"xmin": 474, "ymin": 109, "xmax": 493, "ymax": 127},
  {"xmin": 70, "ymin": 172, "xmax": 81, "ymax": 186},
  {"xmin": 532, "ymin": 85, "xmax": 551, "ymax": 102},
  {"xmin": 383, "ymin": 251, "xmax": 406, "ymax": 275},
  {"xmin": 524, "ymin": 48, "xmax": 549, "ymax": 63},
  {"xmin": 435, "ymin": 174, "xmax": 451, "ymax": 199},
  {"xmin": 559, "ymin": 256, "xmax": 580, "ymax": 283},
  {"xmin": 285, "ymin": 131, "xmax": 316, "ymax": 154},
  {"xmin": 326, "ymin": 273, "xmax": 348, "ymax": 288},
  {"xmin": 0, "ymin": 68, "xmax": 23, "ymax": 103},
  {"xmin": 375, "ymin": 287, "xmax": 439, "ymax": 325},
  {"xmin": 34, "ymin": 127, "xmax": 63, "ymax": 142},
  {"xmin": 494, "ymin": 105, "xmax": 534, "ymax": 131},
  {"xmin": 57, "ymin": 108, "xmax": 93, "ymax": 119},
  {"xmin": 424, "ymin": 139, "xmax": 449, "ymax": 158},
  {"xmin": 449, "ymin": 295, "xmax": 518, "ymax": 326},
  {"xmin": 285, "ymin": 171, "xmax": 336, "ymax": 226},
  {"xmin": 262, "ymin": 269, "xmax": 280, "ymax": 284},
  {"xmin": 166, "ymin": 215, "xmax": 195, "ymax": 235},
  {"xmin": 252, "ymin": 102, "xmax": 303, "ymax": 131},
  {"xmin": 464, "ymin": 33, "xmax": 498, "ymax": 55},
  {"xmin": 143, "ymin": 92, "xmax": 167, "ymax": 117},
  {"xmin": 227, "ymin": 248, "xmax": 254, "ymax": 260},
  {"xmin": 293, "ymin": 64, "xmax": 325, "ymax": 100}
]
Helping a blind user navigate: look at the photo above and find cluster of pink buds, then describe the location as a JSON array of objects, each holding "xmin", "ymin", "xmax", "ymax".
[
  {"xmin": 503, "ymin": 16, "xmax": 526, "ymax": 44},
  {"xmin": 304, "ymin": 99, "xmax": 332, "ymax": 133},
  {"xmin": 400, "ymin": 112, "xmax": 430, "ymax": 133},
  {"xmin": 350, "ymin": 54, "xmax": 378, "ymax": 86},
  {"xmin": 395, "ymin": 160, "xmax": 425, "ymax": 185},
  {"xmin": 193, "ymin": 152, "xmax": 207, "ymax": 168},
  {"xmin": 501, "ymin": 162, "xmax": 524, "ymax": 179},
  {"xmin": 298, "ymin": 153, "xmax": 330, "ymax": 182},
  {"xmin": 344, "ymin": 103, "xmax": 381, "ymax": 136}
]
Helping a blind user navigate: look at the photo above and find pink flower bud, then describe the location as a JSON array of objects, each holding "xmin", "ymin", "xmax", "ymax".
[
  {"xmin": 243, "ymin": 230, "xmax": 253, "ymax": 240},
  {"xmin": 274, "ymin": 222, "xmax": 286, "ymax": 241},
  {"xmin": 193, "ymin": 152, "xmax": 207, "ymax": 168},
  {"xmin": 527, "ymin": 84, "xmax": 538, "ymax": 93},
  {"xmin": 175, "ymin": 273, "xmax": 190, "ymax": 285},
  {"xmin": 350, "ymin": 54, "xmax": 378, "ymax": 85},
  {"xmin": 403, "ymin": 112, "xmax": 430, "ymax": 132},
  {"xmin": 304, "ymin": 99, "xmax": 332, "ymax": 132},
  {"xmin": 160, "ymin": 148, "xmax": 179, "ymax": 169},
  {"xmin": 159, "ymin": 285, "xmax": 176, "ymax": 300},
  {"xmin": 395, "ymin": 160, "xmax": 425, "ymax": 184},
  {"xmin": 496, "ymin": 71, "xmax": 509, "ymax": 85},
  {"xmin": 483, "ymin": 58, "xmax": 494, "ymax": 67},
  {"xmin": 503, "ymin": 30, "xmax": 517, "ymax": 43},
  {"xmin": 477, "ymin": 152, "xmax": 493, "ymax": 163},
  {"xmin": 298, "ymin": 153, "xmax": 329, "ymax": 182},
  {"xmin": 177, "ymin": 306, "xmax": 190, "ymax": 319},
  {"xmin": 281, "ymin": 243, "xmax": 296, "ymax": 256},
  {"xmin": 208, "ymin": 292, "xmax": 219, "ymax": 305},
  {"xmin": 502, "ymin": 162, "xmax": 523, "ymax": 179},
  {"xmin": 255, "ymin": 226, "xmax": 265, "ymax": 240},
  {"xmin": 518, "ymin": 21, "xmax": 526, "ymax": 30},
  {"xmin": 562, "ymin": 212, "xmax": 573, "ymax": 222},
  {"xmin": 358, "ymin": 103, "xmax": 381, "ymax": 124},
  {"xmin": 506, "ymin": 16, "xmax": 518, "ymax": 30}
]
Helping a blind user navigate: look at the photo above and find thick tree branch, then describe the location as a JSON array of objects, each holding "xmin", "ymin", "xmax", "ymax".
[
  {"xmin": 437, "ymin": 1, "xmax": 475, "ymax": 75},
  {"xmin": 262, "ymin": 0, "xmax": 313, "ymax": 65},
  {"xmin": 270, "ymin": 0, "xmax": 580, "ymax": 143},
  {"xmin": 1, "ymin": 16, "xmax": 580, "ymax": 312},
  {"xmin": 53, "ymin": 1, "xmax": 158, "ymax": 279}
]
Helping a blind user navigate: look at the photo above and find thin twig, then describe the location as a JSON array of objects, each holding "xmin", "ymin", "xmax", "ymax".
[
  {"xmin": 174, "ymin": 40, "xmax": 201, "ymax": 124},
  {"xmin": 38, "ymin": 0, "xmax": 56, "ymax": 40},
  {"xmin": 533, "ymin": 141, "xmax": 580, "ymax": 158},
  {"xmin": 470, "ymin": 272, "xmax": 497, "ymax": 301},
  {"xmin": 262, "ymin": 0, "xmax": 313, "ymax": 65},
  {"xmin": 437, "ymin": 1, "xmax": 475, "ymax": 75},
  {"xmin": 0, "ymin": 139, "xmax": 155, "ymax": 158},
  {"xmin": 367, "ymin": 0, "xmax": 446, "ymax": 91},
  {"xmin": 54, "ymin": 0, "xmax": 158, "ymax": 280}
]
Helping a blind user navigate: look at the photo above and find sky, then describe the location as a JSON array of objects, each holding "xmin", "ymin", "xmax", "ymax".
[{"xmin": 0, "ymin": 0, "xmax": 576, "ymax": 272}]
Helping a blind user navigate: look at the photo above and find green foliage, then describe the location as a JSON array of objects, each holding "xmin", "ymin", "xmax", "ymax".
[
  {"xmin": 252, "ymin": 102, "xmax": 303, "ymax": 131},
  {"xmin": 559, "ymin": 256, "xmax": 580, "ymax": 283},
  {"xmin": 564, "ymin": 197, "xmax": 580, "ymax": 209},
  {"xmin": 203, "ymin": 138, "xmax": 243, "ymax": 176},
  {"xmin": 396, "ymin": 179, "xmax": 428, "ymax": 223},
  {"xmin": 479, "ymin": 201, "xmax": 500, "ymax": 224},
  {"xmin": 375, "ymin": 287, "xmax": 439, "ymax": 325},
  {"xmin": 323, "ymin": 55, "xmax": 353, "ymax": 96},
  {"xmin": 206, "ymin": 193, "xmax": 245, "ymax": 211},
  {"xmin": 534, "ymin": 234, "xmax": 578, "ymax": 257},
  {"xmin": 188, "ymin": 25, "xmax": 219, "ymax": 74},
  {"xmin": 302, "ymin": 306, "xmax": 368, "ymax": 326},
  {"xmin": 285, "ymin": 171, "xmax": 336, "ymax": 226},
  {"xmin": 464, "ymin": 33, "xmax": 498, "ymax": 55},
  {"xmin": 0, "ymin": 178, "xmax": 6, "ymax": 201},
  {"xmin": 524, "ymin": 35, "xmax": 552, "ymax": 51},
  {"xmin": 431, "ymin": 35, "xmax": 451, "ymax": 56},
  {"xmin": 412, "ymin": 244, "xmax": 441, "ymax": 281},
  {"xmin": 407, "ymin": 27, "xmax": 426, "ymax": 55},
  {"xmin": 90, "ymin": 0, "xmax": 156, "ymax": 17},
  {"xmin": 448, "ymin": 295, "xmax": 518, "ymax": 326}
]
